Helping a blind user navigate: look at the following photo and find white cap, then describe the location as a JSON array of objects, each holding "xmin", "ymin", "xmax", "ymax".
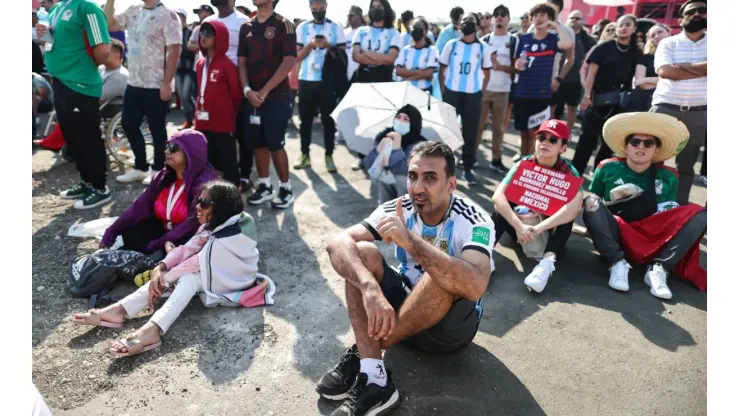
[{"xmin": 176, "ymin": 8, "xmax": 188, "ymax": 18}]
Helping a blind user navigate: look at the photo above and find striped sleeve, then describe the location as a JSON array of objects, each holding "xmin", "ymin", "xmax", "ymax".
[
  {"xmin": 653, "ymin": 37, "xmax": 673, "ymax": 70},
  {"xmin": 83, "ymin": 5, "xmax": 110, "ymax": 47}
]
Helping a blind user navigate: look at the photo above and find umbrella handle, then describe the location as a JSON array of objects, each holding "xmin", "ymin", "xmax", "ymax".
[{"xmin": 427, "ymin": 91, "xmax": 431, "ymax": 111}]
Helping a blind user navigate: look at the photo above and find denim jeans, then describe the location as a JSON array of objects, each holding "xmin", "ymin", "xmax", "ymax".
[{"xmin": 175, "ymin": 71, "xmax": 196, "ymax": 124}]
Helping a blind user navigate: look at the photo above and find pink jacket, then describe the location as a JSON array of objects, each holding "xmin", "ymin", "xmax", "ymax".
[{"xmin": 161, "ymin": 227, "xmax": 211, "ymax": 284}]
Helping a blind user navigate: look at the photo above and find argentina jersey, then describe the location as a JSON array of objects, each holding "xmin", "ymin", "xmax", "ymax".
[
  {"xmin": 439, "ymin": 39, "xmax": 493, "ymax": 94},
  {"xmin": 394, "ymin": 45, "xmax": 440, "ymax": 90},
  {"xmin": 400, "ymin": 31, "xmax": 435, "ymax": 47},
  {"xmin": 352, "ymin": 26, "xmax": 402, "ymax": 62},
  {"xmin": 296, "ymin": 19, "xmax": 345, "ymax": 82},
  {"xmin": 362, "ymin": 195, "xmax": 496, "ymax": 286}
]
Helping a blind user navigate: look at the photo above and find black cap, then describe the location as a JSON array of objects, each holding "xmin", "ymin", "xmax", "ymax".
[
  {"xmin": 678, "ymin": 0, "xmax": 705, "ymax": 16},
  {"xmin": 493, "ymin": 4, "xmax": 510, "ymax": 16},
  {"xmin": 193, "ymin": 4, "xmax": 215, "ymax": 15}
]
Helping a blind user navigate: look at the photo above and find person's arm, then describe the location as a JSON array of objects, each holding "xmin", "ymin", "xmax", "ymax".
[
  {"xmin": 84, "ymin": 5, "xmax": 111, "ymax": 66},
  {"xmin": 580, "ymin": 63, "xmax": 599, "ymax": 110},
  {"xmin": 481, "ymin": 44, "xmax": 492, "ymax": 88},
  {"xmin": 161, "ymin": 231, "xmax": 209, "ymax": 271},
  {"xmin": 295, "ymin": 23, "xmax": 314, "ymax": 64},
  {"xmin": 654, "ymin": 39, "xmax": 705, "ymax": 80},
  {"xmin": 556, "ymin": 42, "xmax": 575, "ymax": 82},
  {"xmin": 352, "ymin": 44, "xmax": 375, "ymax": 65},
  {"xmin": 187, "ymin": 25, "xmax": 201, "ymax": 53},
  {"xmin": 364, "ymin": 48, "xmax": 400, "ymax": 65},
  {"xmin": 438, "ymin": 42, "xmax": 453, "ymax": 94},
  {"xmin": 257, "ymin": 19, "xmax": 297, "ymax": 99},
  {"xmin": 100, "ymin": 174, "xmax": 162, "ymax": 247},
  {"xmin": 104, "ymin": 0, "xmax": 129, "ymax": 30},
  {"xmin": 408, "ymin": 67, "xmax": 435, "ymax": 80},
  {"xmin": 552, "ymin": 22, "xmax": 573, "ymax": 51},
  {"xmin": 492, "ymin": 182, "xmax": 526, "ymax": 235},
  {"xmin": 634, "ymin": 64, "xmax": 659, "ymax": 88},
  {"xmin": 532, "ymin": 191, "xmax": 584, "ymax": 233},
  {"xmin": 226, "ymin": 61, "xmax": 243, "ymax": 112},
  {"xmin": 160, "ymin": 11, "xmax": 183, "ymax": 101}
]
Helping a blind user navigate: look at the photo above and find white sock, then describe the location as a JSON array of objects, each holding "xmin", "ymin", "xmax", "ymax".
[
  {"xmin": 360, "ymin": 358, "xmax": 387, "ymax": 387},
  {"xmin": 258, "ymin": 177, "xmax": 270, "ymax": 186},
  {"xmin": 279, "ymin": 180, "xmax": 291, "ymax": 190}
]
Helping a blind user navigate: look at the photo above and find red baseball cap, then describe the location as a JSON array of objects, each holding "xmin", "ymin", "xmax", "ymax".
[{"xmin": 536, "ymin": 119, "xmax": 571, "ymax": 142}]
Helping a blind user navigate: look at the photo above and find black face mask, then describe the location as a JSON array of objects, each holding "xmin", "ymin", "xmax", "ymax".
[
  {"xmin": 369, "ymin": 7, "xmax": 385, "ymax": 22},
  {"xmin": 411, "ymin": 27, "xmax": 425, "ymax": 42},
  {"xmin": 312, "ymin": 10, "xmax": 326, "ymax": 21},
  {"xmin": 682, "ymin": 17, "xmax": 707, "ymax": 33},
  {"xmin": 210, "ymin": 0, "xmax": 228, "ymax": 7},
  {"xmin": 461, "ymin": 21, "xmax": 477, "ymax": 36}
]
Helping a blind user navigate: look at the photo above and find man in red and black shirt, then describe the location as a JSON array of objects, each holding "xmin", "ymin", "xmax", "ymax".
[{"xmin": 238, "ymin": 0, "xmax": 297, "ymax": 209}]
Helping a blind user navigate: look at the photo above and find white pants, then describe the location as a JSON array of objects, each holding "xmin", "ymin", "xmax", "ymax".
[{"xmin": 119, "ymin": 273, "xmax": 202, "ymax": 334}]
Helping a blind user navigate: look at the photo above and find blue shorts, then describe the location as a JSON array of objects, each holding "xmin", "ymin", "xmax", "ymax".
[{"xmin": 244, "ymin": 98, "xmax": 291, "ymax": 151}]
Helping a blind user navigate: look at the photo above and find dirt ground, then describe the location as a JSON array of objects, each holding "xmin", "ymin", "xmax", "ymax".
[{"xmin": 32, "ymin": 113, "xmax": 707, "ymax": 415}]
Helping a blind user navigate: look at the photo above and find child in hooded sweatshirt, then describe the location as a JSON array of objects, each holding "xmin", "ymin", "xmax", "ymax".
[
  {"xmin": 195, "ymin": 21, "xmax": 243, "ymax": 189},
  {"xmin": 72, "ymin": 180, "xmax": 276, "ymax": 358}
]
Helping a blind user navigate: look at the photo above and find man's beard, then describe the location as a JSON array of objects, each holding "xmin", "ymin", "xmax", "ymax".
[{"xmin": 682, "ymin": 17, "xmax": 707, "ymax": 33}]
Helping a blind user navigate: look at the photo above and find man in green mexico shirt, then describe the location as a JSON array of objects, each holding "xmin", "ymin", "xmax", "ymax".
[{"xmin": 36, "ymin": 0, "xmax": 112, "ymax": 209}]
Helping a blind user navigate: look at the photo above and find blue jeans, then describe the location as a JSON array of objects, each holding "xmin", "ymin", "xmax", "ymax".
[
  {"xmin": 175, "ymin": 71, "xmax": 196, "ymax": 124},
  {"xmin": 122, "ymin": 85, "xmax": 169, "ymax": 171}
]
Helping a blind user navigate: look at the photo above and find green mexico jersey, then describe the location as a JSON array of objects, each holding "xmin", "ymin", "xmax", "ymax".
[
  {"xmin": 45, "ymin": 0, "xmax": 110, "ymax": 97},
  {"xmin": 589, "ymin": 159, "xmax": 679, "ymax": 208}
]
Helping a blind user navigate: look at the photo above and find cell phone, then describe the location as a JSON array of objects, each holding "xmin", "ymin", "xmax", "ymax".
[{"xmin": 315, "ymin": 34, "xmax": 326, "ymax": 39}]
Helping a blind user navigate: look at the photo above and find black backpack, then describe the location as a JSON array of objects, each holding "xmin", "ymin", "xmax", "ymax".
[{"xmin": 69, "ymin": 249, "xmax": 156, "ymax": 308}]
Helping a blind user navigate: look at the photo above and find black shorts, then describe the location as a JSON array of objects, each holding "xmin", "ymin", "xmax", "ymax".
[
  {"xmin": 513, "ymin": 97, "xmax": 551, "ymax": 131},
  {"xmin": 243, "ymin": 97, "xmax": 292, "ymax": 151},
  {"xmin": 380, "ymin": 260, "xmax": 481, "ymax": 354},
  {"xmin": 552, "ymin": 82, "xmax": 582, "ymax": 107}
]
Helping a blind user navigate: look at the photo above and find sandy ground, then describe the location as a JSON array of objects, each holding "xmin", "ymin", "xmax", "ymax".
[{"xmin": 32, "ymin": 112, "xmax": 707, "ymax": 415}]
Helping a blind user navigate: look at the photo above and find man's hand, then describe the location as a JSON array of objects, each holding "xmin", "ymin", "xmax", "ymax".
[
  {"xmin": 362, "ymin": 286, "xmax": 396, "ymax": 340},
  {"xmin": 551, "ymin": 78, "xmax": 561, "ymax": 93},
  {"xmin": 314, "ymin": 37, "xmax": 328, "ymax": 49},
  {"xmin": 147, "ymin": 265, "xmax": 166, "ymax": 308},
  {"xmin": 246, "ymin": 90, "xmax": 264, "ymax": 107},
  {"xmin": 545, "ymin": 20, "xmax": 560, "ymax": 30},
  {"xmin": 160, "ymin": 83, "xmax": 172, "ymax": 102},
  {"xmin": 377, "ymin": 199, "xmax": 412, "ymax": 248},
  {"xmin": 36, "ymin": 23, "xmax": 48, "ymax": 40},
  {"xmin": 580, "ymin": 95, "xmax": 592, "ymax": 112},
  {"xmin": 491, "ymin": 51, "xmax": 500, "ymax": 71},
  {"xmin": 519, "ymin": 223, "xmax": 544, "ymax": 245},
  {"xmin": 385, "ymin": 131, "xmax": 402, "ymax": 141}
]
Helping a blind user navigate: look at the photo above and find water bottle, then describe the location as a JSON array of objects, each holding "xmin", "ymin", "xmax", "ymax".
[
  {"xmin": 515, "ymin": 51, "xmax": 528, "ymax": 71},
  {"xmin": 37, "ymin": 7, "xmax": 49, "ymax": 24},
  {"xmin": 514, "ymin": 205, "xmax": 530, "ymax": 215}
]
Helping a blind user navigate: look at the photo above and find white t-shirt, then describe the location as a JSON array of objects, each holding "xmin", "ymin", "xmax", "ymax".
[
  {"xmin": 481, "ymin": 33, "xmax": 514, "ymax": 92},
  {"xmin": 189, "ymin": 11, "xmax": 250, "ymax": 65},
  {"xmin": 345, "ymin": 26, "xmax": 360, "ymax": 81},
  {"xmin": 362, "ymin": 195, "xmax": 496, "ymax": 286}
]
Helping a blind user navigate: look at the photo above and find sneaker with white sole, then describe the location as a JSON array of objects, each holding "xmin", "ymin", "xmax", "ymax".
[
  {"xmin": 524, "ymin": 258, "xmax": 556, "ymax": 293},
  {"xmin": 247, "ymin": 183, "xmax": 275, "ymax": 205},
  {"xmin": 59, "ymin": 182, "xmax": 91, "ymax": 199},
  {"xmin": 644, "ymin": 263, "xmax": 672, "ymax": 300},
  {"xmin": 142, "ymin": 171, "xmax": 158, "ymax": 185},
  {"xmin": 608, "ymin": 259, "xmax": 631, "ymax": 291},
  {"xmin": 116, "ymin": 169, "xmax": 149, "ymax": 184},
  {"xmin": 271, "ymin": 186, "xmax": 295, "ymax": 209},
  {"xmin": 73, "ymin": 187, "xmax": 111, "ymax": 209}
]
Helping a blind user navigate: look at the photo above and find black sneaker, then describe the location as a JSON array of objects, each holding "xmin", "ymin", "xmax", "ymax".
[
  {"xmin": 316, "ymin": 344, "xmax": 360, "ymax": 401},
  {"xmin": 247, "ymin": 183, "xmax": 275, "ymax": 205},
  {"xmin": 271, "ymin": 186, "xmax": 294, "ymax": 209},
  {"xmin": 330, "ymin": 372, "xmax": 401, "ymax": 416},
  {"xmin": 59, "ymin": 182, "xmax": 91, "ymax": 199},
  {"xmin": 73, "ymin": 187, "xmax": 111, "ymax": 210},
  {"xmin": 490, "ymin": 159, "xmax": 507, "ymax": 174},
  {"xmin": 463, "ymin": 169, "xmax": 478, "ymax": 186}
]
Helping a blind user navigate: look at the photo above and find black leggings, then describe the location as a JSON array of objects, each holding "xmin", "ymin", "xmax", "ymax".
[
  {"xmin": 491, "ymin": 203, "xmax": 574, "ymax": 256},
  {"xmin": 120, "ymin": 216, "xmax": 190, "ymax": 260},
  {"xmin": 571, "ymin": 107, "xmax": 619, "ymax": 175}
]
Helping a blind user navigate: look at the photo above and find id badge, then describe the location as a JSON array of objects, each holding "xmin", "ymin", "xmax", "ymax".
[
  {"xmin": 250, "ymin": 114, "xmax": 261, "ymax": 125},
  {"xmin": 196, "ymin": 111, "xmax": 210, "ymax": 121}
]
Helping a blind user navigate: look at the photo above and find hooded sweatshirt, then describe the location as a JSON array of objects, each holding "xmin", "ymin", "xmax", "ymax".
[
  {"xmin": 195, "ymin": 21, "xmax": 242, "ymax": 133},
  {"xmin": 363, "ymin": 104, "xmax": 427, "ymax": 176},
  {"xmin": 101, "ymin": 130, "xmax": 218, "ymax": 251}
]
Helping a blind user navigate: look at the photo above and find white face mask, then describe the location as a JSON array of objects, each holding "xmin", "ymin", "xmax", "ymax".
[{"xmin": 393, "ymin": 119, "xmax": 411, "ymax": 136}]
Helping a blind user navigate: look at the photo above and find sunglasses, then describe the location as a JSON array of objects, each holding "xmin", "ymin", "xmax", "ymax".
[
  {"xmin": 165, "ymin": 142, "xmax": 180, "ymax": 153},
  {"xmin": 536, "ymin": 134, "xmax": 561, "ymax": 145},
  {"xmin": 197, "ymin": 197, "xmax": 212, "ymax": 209},
  {"xmin": 605, "ymin": 28, "xmax": 616, "ymax": 32},
  {"xmin": 628, "ymin": 138, "xmax": 657, "ymax": 148},
  {"xmin": 483, "ymin": 14, "xmax": 492, "ymax": 19},
  {"xmin": 683, "ymin": 7, "xmax": 707, "ymax": 17},
  {"xmin": 570, "ymin": 17, "xmax": 583, "ymax": 21},
  {"xmin": 200, "ymin": 30, "xmax": 215, "ymax": 38},
  {"xmin": 493, "ymin": 12, "xmax": 508, "ymax": 18}
]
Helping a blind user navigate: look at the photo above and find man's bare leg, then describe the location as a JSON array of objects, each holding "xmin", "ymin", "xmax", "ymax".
[
  {"xmin": 346, "ymin": 242, "xmax": 385, "ymax": 360},
  {"xmin": 254, "ymin": 147, "xmax": 271, "ymax": 179},
  {"xmin": 271, "ymin": 149, "xmax": 290, "ymax": 183},
  {"xmin": 566, "ymin": 105, "xmax": 577, "ymax": 132}
]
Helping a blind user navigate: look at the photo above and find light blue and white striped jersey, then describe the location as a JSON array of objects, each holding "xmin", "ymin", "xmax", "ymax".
[
  {"xmin": 296, "ymin": 19, "xmax": 345, "ymax": 82},
  {"xmin": 400, "ymin": 31, "xmax": 435, "ymax": 47},
  {"xmin": 352, "ymin": 26, "xmax": 402, "ymax": 55},
  {"xmin": 439, "ymin": 39, "xmax": 493, "ymax": 94},
  {"xmin": 394, "ymin": 44, "xmax": 440, "ymax": 90}
]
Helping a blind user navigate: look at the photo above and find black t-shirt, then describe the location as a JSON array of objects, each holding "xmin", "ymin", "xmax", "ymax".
[
  {"xmin": 560, "ymin": 31, "xmax": 596, "ymax": 84},
  {"xmin": 237, "ymin": 13, "xmax": 297, "ymax": 101},
  {"xmin": 586, "ymin": 40, "xmax": 641, "ymax": 94},
  {"xmin": 639, "ymin": 53, "xmax": 656, "ymax": 78}
]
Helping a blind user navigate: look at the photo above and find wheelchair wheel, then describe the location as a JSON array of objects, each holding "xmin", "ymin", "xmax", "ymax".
[{"xmin": 104, "ymin": 112, "xmax": 155, "ymax": 171}]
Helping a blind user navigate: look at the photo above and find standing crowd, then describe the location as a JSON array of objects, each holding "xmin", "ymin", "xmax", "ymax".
[{"xmin": 32, "ymin": 1, "xmax": 707, "ymax": 416}]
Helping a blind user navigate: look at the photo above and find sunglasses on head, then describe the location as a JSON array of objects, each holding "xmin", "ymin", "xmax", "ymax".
[
  {"xmin": 683, "ymin": 6, "xmax": 707, "ymax": 17},
  {"xmin": 165, "ymin": 142, "xmax": 180, "ymax": 153},
  {"xmin": 628, "ymin": 138, "xmax": 657, "ymax": 148},
  {"xmin": 536, "ymin": 134, "xmax": 561, "ymax": 145},
  {"xmin": 197, "ymin": 197, "xmax": 212, "ymax": 208}
]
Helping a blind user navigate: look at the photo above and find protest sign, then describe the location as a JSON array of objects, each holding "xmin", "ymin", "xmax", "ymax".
[{"xmin": 504, "ymin": 160, "xmax": 583, "ymax": 216}]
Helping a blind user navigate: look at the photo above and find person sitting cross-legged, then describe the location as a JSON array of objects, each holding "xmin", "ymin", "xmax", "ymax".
[
  {"xmin": 491, "ymin": 119, "xmax": 584, "ymax": 293},
  {"xmin": 582, "ymin": 112, "xmax": 707, "ymax": 299},
  {"xmin": 318, "ymin": 141, "xmax": 495, "ymax": 416}
]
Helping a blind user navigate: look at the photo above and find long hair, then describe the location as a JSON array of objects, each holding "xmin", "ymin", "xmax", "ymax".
[
  {"xmin": 367, "ymin": 0, "xmax": 395, "ymax": 29},
  {"xmin": 199, "ymin": 180, "xmax": 244, "ymax": 231},
  {"xmin": 643, "ymin": 23, "xmax": 670, "ymax": 55},
  {"xmin": 617, "ymin": 14, "xmax": 641, "ymax": 62},
  {"xmin": 599, "ymin": 22, "xmax": 617, "ymax": 42}
]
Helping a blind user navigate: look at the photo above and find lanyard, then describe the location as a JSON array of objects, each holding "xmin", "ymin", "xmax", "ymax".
[
  {"xmin": 415, "ymin": 195, "xmax": 456, "ymax": 249},
  {"xmin": 166, "ymin": 182, "xmax": 186, "ymax": 230},
  {"xmin": 50, "ymin": 0, "xmax": 73, "ymax": 32},
  {"xmin": 199, "ymin": 59, "xmax": 209, "ymax": 107}
]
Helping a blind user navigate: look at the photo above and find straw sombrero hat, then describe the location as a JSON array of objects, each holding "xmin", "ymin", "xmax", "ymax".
[{"xmin": 602, "ymin": 112, "xmax": 690, "ymax": 163}]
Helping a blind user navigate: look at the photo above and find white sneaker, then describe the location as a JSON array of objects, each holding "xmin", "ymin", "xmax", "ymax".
[
  {"xmin": 116, "ymin": 169, "xmax": 149, "ymax": 183},
  {"xmin": 524, "ymin": 258, "xmax": 556, "ymax": 293},
  {"xmin": 608, "ymin": 259, "xmax": 631, "ymax": 292},
  {"xmin": 644, "ymin": 264, "xmax": 672, "ymax": 300},
  {"xmin": 142, "ymin": 170, "xmax": 157, "ymax": 185}
]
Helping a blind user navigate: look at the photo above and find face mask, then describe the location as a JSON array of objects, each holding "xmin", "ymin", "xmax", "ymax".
[
  {"xmin": 393, "ymin": 119, "xmax": 411, "ymax": 136},
  {"xmin": 312, "ymin": 10, "xmax": 326, "ymax": 21},
  {"xmin": 411, "ymin": 27, "xmax": 425, "ymax": 42},
  {"xmin": 210, "ymin": 0, "xmax": 228, "ymax": 7},
  {"xmin": 369, "ymin": 7, "xmax": 385, "ymax": 22},
  {"xmin": 682, "ymin": 18, "xmax": 707, "ymax": 33},
  {"xmin": 461, "ymin": 21, "xmax": 477, "ymax": 36}
]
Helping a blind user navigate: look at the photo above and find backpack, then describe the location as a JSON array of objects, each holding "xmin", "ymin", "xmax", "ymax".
[{"xmin": 69, "ymin": 249, "xmax": 156, "ymax": 307}]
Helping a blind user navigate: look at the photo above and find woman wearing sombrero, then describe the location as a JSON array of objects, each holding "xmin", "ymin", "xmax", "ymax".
[{"xmin": 582, "ymin": 112, "xmax": 706, "ymax": 299}]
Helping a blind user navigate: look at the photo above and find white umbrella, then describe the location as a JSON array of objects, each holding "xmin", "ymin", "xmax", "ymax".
[{"xmin": 330, "ymin": 82, "xmax": 463, "ymax": 156}]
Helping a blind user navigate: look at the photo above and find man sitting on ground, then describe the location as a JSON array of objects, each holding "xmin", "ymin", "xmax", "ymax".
[
  {"xmin": 491, "ymin": 119, "xmax": 583, "ymax": 293},
  {"xmin": 582, "ymin": 112, "xmax": 707, "ymax": 298},
  {"xmin": 319, "ymin": 141, "xmax": 495, "ymax": 416}
]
